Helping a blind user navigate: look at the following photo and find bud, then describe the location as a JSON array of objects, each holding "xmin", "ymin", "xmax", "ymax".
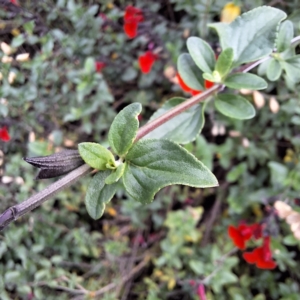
[
  {"xmin": 219, "ymin": 125, "xmax": 226, "ymax": 135},
  {"xmin": 16, "ymin": 53, "xmax": 30, "ymax": 62},
  {"xmin": 1, "ymin": 56, "xmax": 13, "ymax": 63},
  {"xmin": 229, "ymin": 130, "xmax": 241, "ymax": 137},
  {"xmin": 253, "ymin": 91, "xmax": 265, "ymax": 109},
  {"xmin": 211, "ymin": 124, "xmax": 219, "ymax": 136},
  {"xmin": 0, "ymin": 72, "xmax": 3, "ymax": 81},
  {"xmin": 8, "ymin": 71, "xmax": 16, "ymax": 84},
  {"xmin": 274, "ymin": 201, "xmax": 292, "ymax": 219},
  {"xmin": 269, "ymin": 96, "xmax": 280, "ymax": 113},
  {"xmin": 240, "ymin": 89, "xmax": 252, "ymax": 95},
  {"xmin": 0, "ymin": 42, "xmax": 12, "ymax": 55}
]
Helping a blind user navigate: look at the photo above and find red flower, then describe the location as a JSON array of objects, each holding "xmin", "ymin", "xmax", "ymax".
[
  {"xmin": 139, "ymin": 51, "xmax": 157, "ymax": 73},
  {"xmin": 0, "ymin": 127, "xmax": 10, "ymax": 142},
  {"xmin": 95, "ymin": 61, "xmax": 105, "ymax": 73},
  {"xmin": 10, "ymin": 0, "xmax": 19, "ymax": 5},
  {"xmin": 177, "ymin": 73, "xmax": 202, "ymax": 96},
  {"xmin": 123, "ymin": 6, "xmax": 144, "ymax": 39},
  {"xmin": 228, "ymin": 224, "xmax": 254, "ymax": 250},
  {"xmin": 177, "ymin": 73, "xmax": 214, "ymax": 96},
  {"xmin": 243, "ymin": 236, "xmax": 277, "ymax": 269}
]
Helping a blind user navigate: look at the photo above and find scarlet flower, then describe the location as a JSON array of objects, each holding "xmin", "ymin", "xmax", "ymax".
[
  {"xmin": 177, "ymin": 73, "xmax": 214, "ymax": 96},
  {"xmin": 123, "ymin": 6, "xmax": 144, "ymax": 39},
  {"xmin": 243, "ymin": 236, "xmax": 277, "ymax": 269},
  {"xmin": 139, "ymin": 51, "xmax": 157, "ymax": 74},
  {"xmin": 0, "ymin": 126, "xmax": 10, "ymax": 142},
  {"xmin": 95, "ymin": 61, "xmax": 105, "ymax": 73},
  {"xmin": 228, "ymin": 224, "xmax": 254, "ymax": 250}
]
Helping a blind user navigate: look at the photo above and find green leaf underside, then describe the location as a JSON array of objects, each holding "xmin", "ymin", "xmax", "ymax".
[
  {"xmin": 105, "ymin": 163, "xmax": 125, "ymax": 184},
  {"xmin": 78, "ymin": 142, "xmax": 115, "ymax": 170},
  {"xmin": 215, "ymin": 48, "xmax": 234, "ymax": 77},
  {"xmin": 208, "ymin": 7, "xmax": 287, "ymax": 66},
  {"xmin": 108, "ymin": 103, "xmax": 142, "ymax": 157},
  {"xmin": 215, "ymin": 94, "xmax": 255, "ymax": 120},
  {"xmin": 187, "ymin": 37, "xmax": 216, "ymax": 73},
  {"xmin": 276, "ymin": 20, "xmax": 294, "ymax": 53},
  {"xmin": 85, "ymin": 171, "xmax": 118, "ymax": 219},
  {"xmin": 177, "ymin": 53, "xmax": 204, "ymax": 90},
  {"xmin": 224, "ymin": 73, "xmax": 267, "ymax": 90},
  {"xmin": 143, "ymin": 97, "xmax": 205, "ymax": 144},
  {"xmin": 123, "ymin": 139, "xmax": 218, "ymax": 204},
  {"xmin": 267, "ymin": 59, "xmax": 282, "ymax": 81}
]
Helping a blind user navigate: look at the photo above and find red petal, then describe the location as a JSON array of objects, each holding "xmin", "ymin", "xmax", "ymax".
[
  {"xmin": 205, "ymin": 80, "xmax": 214, "ymax": 89},
  {"xmin": 256, "ymin": 259, "xmax": 277, "ymax": 269},
  {"xmin": 0, "ymin": 127, "xmax": 10, "ymax": 142},
  {"xmin": 228, "ymin": 225, "xmax": 245, "ymax": 250},
  {"xmin": 95, "ymin": 61, "xmax": 105, "ymax": 73},
  {"xmin": 124, "ymin": 6, "xmax": 144, "ymax": 22},
  {"xmin": 139, "ymin": 51, "xmax": 156, "ymax": 73},
  {"xmin": 238, "ymin": 224, "xmax": 252, "ymax": 240},
  {"xmin": 243, "ymin": 248, "xmax": 261, "ymax": 264},
  {"xmin": 177, "ymin": 73, "xmax": 202, "ymax": 95},
  {"xmin": 251, "ymin": 223, "xmax": 263, "ymax": 239},
  {"xmin": 123, "ymin": 22, "xmax": 138, "ymax": 38}
]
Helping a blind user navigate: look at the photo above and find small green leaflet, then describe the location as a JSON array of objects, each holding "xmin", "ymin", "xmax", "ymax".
[
  {"xmin": 143, "ymin": 97, "xmax": 206, "ymax": 144},
  {"xmin": 215, "ymin": 48, "xmax": 234, "ymax": 78},
  {"xmin": 108, "ymin": 103, "xmax": 142, "ymax": 157},
  {"xmin": 85, "ymin": 170, "xmax": 118, "ymax": 219},
  {"xmin": 276, "ymin": 20, "xmax": 294, "ymax": 53},
  {"xmin": 267, "ymin": 59, "xmax": 282, "ymax": 81},
  {"xmin": 105, "ymin": 163, "xmax": 125, "ymax": 184},
  {"xmin": 123, "ymin": 139, "xmax": 218, "ymax": 204},
  {"xmin": 215, "ymin": 94, "xmax": 255, "ymax": 120},
  {"xmin": 78, "ymin": 142, "xmax": 115, "ymax": 170}
]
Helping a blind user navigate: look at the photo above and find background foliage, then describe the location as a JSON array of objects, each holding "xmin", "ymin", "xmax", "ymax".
[{"xmin": 1, "ymin": 0, "xmax": 300, "ymax": 299}]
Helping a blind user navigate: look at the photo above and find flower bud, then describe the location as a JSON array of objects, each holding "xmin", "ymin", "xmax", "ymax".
[
  {"xmin": 0, "ymin": 42, "xmax": 12, "ymax": 55},
  {"xmin": 16, "ymin": 53, "xmax": 30, "ymax": 62},
  {"xmin": 1, "ymin": 56, "xmax": 13, "ymax": 63},
  {"xmin": 269, "ymin": 96, "xmax": 280, "ymax": 113},
  {"xmin": 253, "ymin": 91, "xmax": 265, "ymax": 109},
  {"xmin": 8, "ymin": 71, "xmax": 16, "ymax": 84}
]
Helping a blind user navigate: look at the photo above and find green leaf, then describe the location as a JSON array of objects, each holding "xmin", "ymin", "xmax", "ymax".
[
  {"xmin": 267, "ymin": 59, "xmax": 282, "ymax": 81},
  {"xmin": 209, "ymin": 7, "xmax": 287, "ymax": 66},
  {"xmin": 105, "ymin": 163, "xmax": 125, "ymax": 184},
  {"xmin": 84, "ymin": 57, "xmax": 95, "ymax": 73},
  {"xmin": 108, "ymin": 103, "xmax": 142, "ymax": 156},
  {"xmin": 215, "ymin": 48, "xmax": 234, "ymax": 77},
  {"xmin": 123, "ymin": 139, "xmax": 218, "ymax": 204},
  {"xmin": 215, "ymin": 94, "xmax": 256, "ymax": 120},
  {"xmin": 276, "ymin": 20, "xmax": 294, "ymax": 53},
  {"xmin": 85, "ymin": 171, "xmax": 118, "ymax": 219},
  {"xmin": 224, "ymin": 73, "xmax": 267, "ymax": 90},
  {"xmin": 143, "ymin": 97, "xmax": 205, "ymax": 144},
  {"xmin": 187, "ymin": 37, "xmax": 216, "ymax": 73},
  {"xmin": 78, "ymin": 142, "xmax": 115, "ymax": 170},
  {"xmin": 177, "ymin": 53, "xmax": 204, "ymax": 90},
  {"xmin": 282, "ymin": 56, "xmax": 300, "ymax": 83},
  {"xmin": 203, "ymin": 72, "xmax": 216, "ymax": 82}
]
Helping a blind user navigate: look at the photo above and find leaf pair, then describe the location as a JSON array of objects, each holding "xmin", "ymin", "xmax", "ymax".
[{"xmin": 79, "ymin": 103, "xmax": 218, "ymax": 220}]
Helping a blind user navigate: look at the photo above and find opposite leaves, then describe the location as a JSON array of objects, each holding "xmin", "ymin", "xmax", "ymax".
[{"xmin": 123, "ymin": 139, "xmax": 218, "ymax": 204}]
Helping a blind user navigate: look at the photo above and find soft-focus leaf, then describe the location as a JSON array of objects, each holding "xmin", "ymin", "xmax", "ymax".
[
  {"xmin": 177, "ymin": 53, "xmax": 204, "ymax": 90},
  {"xmin": 276, "ymin": 20, "xmax": 294, "ymax": 52},
  {"xmin": 224, "ymin": 73, "xmax": 267, "ymax": 90},
  {"xmin": 108, "ymin": 103, "xmax": 142, "ymax": 157},
  {"xmin": 187, "ymin": 37, "xmax": 216, "ymax": 73},
  {"xmin": 215, "ymin": 48, "xmax": 234, "ymax": 77},
  {"xmin": 209, "ymin": 7, "xmax": 286, "ymax": 66},
  {"xmin": 123, "ymin": 139, "xmax": 218, "ymax": 203},
  {"xmin": 215, "ymin": 94, "xmax": 256, "ymax": 119},
  {"xmin": 267, "ymin": 59, "xmax": 282, "ymax": 81}
]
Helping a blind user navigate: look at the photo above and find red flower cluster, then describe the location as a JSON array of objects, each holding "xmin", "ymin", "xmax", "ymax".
[
  {"xmin": 0, "ymin": 127, "xmax": 10, "ymax": 142},
  {"xmin": 123, "ymin": 6, "xmax": 144, "ymax": 39},
  {"xmin": 228, "ymin": 223, "xmax": 276, "ymax": 269},
  {"xmin": 243, "ymin": 236, "xmax": 276, "ymax": 269},
  {"xmin": 138, "ymin": 51, "xmax": 158, "ymax": 74},
  {"xmin": 177, "ymin": 73, "xmax": 214, "ymax": 95}
]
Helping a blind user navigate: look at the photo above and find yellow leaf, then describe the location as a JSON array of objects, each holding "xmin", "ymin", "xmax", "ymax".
[
  {"xmin": 221, "ymin": 2, "xmax": 241, "ymax": 23},
  {"xmin": 168, "ymin": 278, "xmax": 176, "ymax": 290},
  {"xmin": 106, "ymin": 207, "xmax": 117, "ymax": 217},
  {"xmin": 11, "ymin": 28, "xmax": 20, "ymax": 36}
]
